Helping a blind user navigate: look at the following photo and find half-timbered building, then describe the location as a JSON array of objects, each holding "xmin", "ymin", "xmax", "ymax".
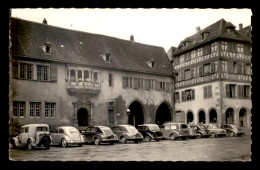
[
  {"xmin": 169, "ymin": 19, "xmax": 251, "ymax": 127},
  {"xmin": 9, "ymin": 18, "xmax": 174, "ymax": 130}
]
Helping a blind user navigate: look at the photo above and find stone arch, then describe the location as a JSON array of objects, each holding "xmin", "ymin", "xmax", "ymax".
[
  {"xmin": 225, "ymin": 107, "xmax": 235, "ymax": 124},
  {"xmin": 238, "ymin": 107, "xmax": 248, "ymax": 127},
  {"xmin": 197, "ymin": 108, "xmax": 206, "ymax": 124},
  {"xmin": 186, "ymin": 110, "xmax": 194, "ymax": 124},
  {"xmin": 155, "ymin": 100, "xmax": 173, "ymax": 126},
  {"xmin": 208, "ymin": 107, "xmax": 218, "ymax": 123},
  {"xmin": 77, "ymin": 108, "xmax": 89, "ymax": 126},
  {"xmin": 126, "ymin": 99, "xmax": 146, "ymax": 127}
]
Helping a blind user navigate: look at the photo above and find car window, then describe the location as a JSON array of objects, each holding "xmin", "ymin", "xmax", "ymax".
[
  {"xmin": 58, "ymin": 129, "xmax": 64, "ymax": 133},
  {"xmin": 20, "ymin": 127, "xmax": 25, "ymax": 133},
  {"xmin": 86, "ymin": 128, "xmax": 91, "ymax": 132},
  {"xmin": 91, "ymin": 128, "xmax": 97, "ymax": 132},
  {"xmin": 96, "ymin": 128, "xmax": 102, "ymax": 133},
  {"xmin": 144, "ymin": 126, "xmax": 149, "ymax": 131},
  {"xmin": 24, "ymin": 127, "xmax": 29, "ymax": 133},
  {"xmin": 165, "ymin": 125, "xmax": 170, "ymax": 130},
  {"xmin": 170, "ymin": 125, "xmax": 177, "ymax": 129},
  {"xmin": 181, "ymin": 124, "xmax": 187, "ymax": 128},
  {"xmin": 36, "ymin": 127, "xmax": 48, "ymax": 132}
]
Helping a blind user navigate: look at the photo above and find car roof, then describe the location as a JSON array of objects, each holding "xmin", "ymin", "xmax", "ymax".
[
  {"xmin": 163, "ymin": 122, "xmax": 186, "ymax": 125},
  {"xmin": 21, "ymin": 124, "xmax": 49, "ymax": 128},
  {"xmin": 117, "ymin": 124, "xmax": 135, "ymax": 128},
  {"xmin": 57, "ymin": 126, "xmax": 78, "ymax": 130},
  {"xmin": 138, "ymin": 124, "xmax": 159, "ymax": 126}
]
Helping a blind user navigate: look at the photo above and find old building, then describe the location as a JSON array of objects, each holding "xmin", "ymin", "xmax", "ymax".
[
  {"xmin": 10, "ymin": 18, "xmax": 174, "ymax": 130},
  {"xmin": 168, "ymin": 19, "xmax": 251, "ymax": 127}
]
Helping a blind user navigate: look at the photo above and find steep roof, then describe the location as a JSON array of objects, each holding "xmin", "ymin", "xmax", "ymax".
[
  {"xmin": 238, "ymin": 25, "xmax": 251, "ymax": 41},
  {"xmin": 11, "ymin": 18, "xmax": 172, "ymax": 76},
  {"xmin": 173, "ymin": 18, "xmax": 251, "ymax": 56}
]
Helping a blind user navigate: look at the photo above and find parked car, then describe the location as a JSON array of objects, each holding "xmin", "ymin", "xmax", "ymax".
[
  {"xmin": 187, "ymin": 125, "xmax": 200, "ymax": 139},
  {"xmin": 80, "ymin": 126, "xmax": 118, "ymax": 145},
  {"xmin": 160, "ymin": 122, "xmax": 190, "ymax": 140},
  {"xmin": 50, "ymin": 126, "xmax": 85, "ymax": 147},
  {"xmin": 220, "ymin": 124, "xmax": 245, "ymax": 137},
  {"xmin": 10, "ymin": 124, "xmax": 51, "ymax": 150},
  {"xmin": 202, "ymin": 124, "xmax": 226, "ymax": 137},
  {"xmin": 111, "ymin": 125, "xmax": 143, "ymax": 143},
  {"xmin": 189, "ymin": 124, "xmax": 211, "ymax": 138},
  {"xmin": 137, "ymin": 124, "xmax": 164, "ymax": 142}
]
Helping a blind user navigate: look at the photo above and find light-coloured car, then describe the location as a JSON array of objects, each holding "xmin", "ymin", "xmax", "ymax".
[
  {"xmin": 202, "ymin": 124, "xmax": 226, "ymax": 137},
  {"xmin": 160, "ymin": 122, "xmax": 190, "ymax": 140},
  {"xmin": 220, "ymin": 124, "xmax": 245, "ymax": 137},
  {"xmin": 10, "ymin": 124, "xmax": 51, "ymax": 150},
  {"xmin": 50, "ymin": 126, "xmax": 85, "ymax": 147},
  {"xmin": 111, "ymin": 125, "xmax": 143, "ymax": 143}
]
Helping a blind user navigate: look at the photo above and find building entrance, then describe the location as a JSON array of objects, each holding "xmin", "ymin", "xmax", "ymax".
[
  {"xmin": 209, "ymin": 109, "xmax": 217, "ymax": 123},
  {"xmin": 128, "ymin": 101, "xmax": 144, "ymax": 127},
  {"xmin": 199, "ymin": 111, "xmax": 206, "ymax": 124},
  {"xmin": 155, "ymin": 102, "xmax": 172, "ymax": 126},
  {"xmin": 77, "ymin": 108, "xmax": 88, "ymax": 126},
  {"xmin": 187, "ymin": 111, "xmax": 194, "ymax": 124},
  {"xmin": 226, "ymin": 108, "xmax": 234, "ymax": 124},
  {"xmin": 239, "ymin": 108, "xmax": 247, "ymax": 127}
]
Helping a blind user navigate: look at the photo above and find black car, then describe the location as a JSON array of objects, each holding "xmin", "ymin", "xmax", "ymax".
[
  {"xmin": 137, "ymin": 124, "xmax": 164, "ymax": 142},
  {"xmin": 189, "ymin": 124, "xmax": 211, "ymax": 138},
  {"xmin": 220, "ymin": 124, "xmax": 245, "ymax": 137},
  {"xmin": 80, "ymin": 126, "xmax": 119, "ymax": 145}
]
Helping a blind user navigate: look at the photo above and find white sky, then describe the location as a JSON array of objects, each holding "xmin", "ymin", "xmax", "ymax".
[{"xmin": 11, "ymin": 8, "xmax": 252, "ymax": 52}]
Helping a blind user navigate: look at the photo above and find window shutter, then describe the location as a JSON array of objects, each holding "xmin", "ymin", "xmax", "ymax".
[
  {"xmin": 122, "ymin": 77, "xmax": 127, "ymax": 88},
  {"xmin": 199, "ymin": 65, "xmax": 203, "ymax": 76},
  {"xmin": 50, "ymin": 63, "xmax": 57, "ymax": 82},
  {"xmin": 227, "ymin": 61, "xmax": 233, "ymax": 73},
  {"xmin": 210, "ymin": 62, "xmax": 215, "ymax": 74},
  {"xmin": 226, "ymin": 84, "xmax": 230, "ymax": 97},
  {"xmin": 191, "ymin": 89, "xmax": 195, "ymax": 100},
  {"xmin": 208, "ymin": 85, "xmax": 212, "ymax": 97},
  {"xmin": 181, "ymin": 91, "xmax": 185, "ymax": 102},
  {"xmin": 166, "ymin": 82, "xmax": 170, "ymax": 92},
  {"xmin": 12, "ymin": 60, "xmax": 19, "ymax": 79},
  {"xmin": 203, "ymin": 86, "xmax": 207, "ymax": 98}
]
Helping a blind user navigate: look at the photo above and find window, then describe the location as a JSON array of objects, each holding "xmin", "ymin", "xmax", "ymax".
[
  {"xmin": 108, "ymin": 109, "xmax": 115, "ymax": 125},
  {"xmin": 19, "ymin": 63, "xmax": 33, "ymax": 80},
  {"xmin": 175, "ymin": 56, "xmax": 180, "ymax": 65},
  {"xmin": 30, "ymin": 102, "xmax": 41, "ymax": 118},
  {"xmin": 238, "ymin": 85, "xmax": 250, "ymax": 99},
  {"xmin": 245, "ymin": 64, "xmax": 251, "ymax": 75},
  {"xmin": 109, "ymin": 74, "xmax": 113, "ymax": 86},
  {"xmin": 45, "ymin": 103, "xmax": 56, "ymax": 118},
  {"xmin": 244, "ymin": 44, "xmax": 250, "ymax": 55},
  {"xmin": 84, "ymin": 70, "xmax": 89, "ymax": 80},
  {"xmin": 123, "ymin": 77, "xmax": 133, "ymax": 88},
  {"xmin": 170, "ymin": 125, "xmax": 177, "ymax": 129},
  {"xmin": 203, "ymin": 85, "xmax": 212, "ymax": 98},
  {"xmin": 227, "ymin": 42, "xmax": 237, "ymax": 52},
  {"xmin": 133, "ymin": 78, "xmax": 141, "ymax": 89},
  {"xmin": 221, "ymin": 61, "xmax": 228, "ymax": 72},
  {"xmin": 160, "ymin": 82, "xmax": 166, "ymax": 91},
  {"xmin": 184, "ymin": 52, "xmax": 191, "ymax": 62},
  {"xmin": 203, "ymin": 44, "xmax": 211, "ymax": 55},
  {"xmin": 244, "ymin": 85, "xmax": 250, "ymax": 99},
  {"xmin": 144, "ymin": 79, "xmax": 150, "ymax": 90},
  {"xmin": 184, "ymin": 69, "xmax": 191, "ymax": 80},
  {"xmin": 233, "ymin": 62, "xmax": 238, "ymax": 74},
  {"xmin": 210, "ymin": 62, "xmax": 215, "ymax": 73},
  {"xmin": 199, "ymin": 65, "xmax": 203, "ymax": 76},
  {"xmin": 37, "ymin": 65, "xmax": 49, "ymax": 81},
  {"xmin": 43, "ymin": 44, "xmax": 51, "ymax": 53},
  {"xmin": 203, "ymin": 64, "xmax": 210, "ymax": 75},
  {"xmin": 13, "ymin": 101, "xmax": 25, "ymax": 117},
  {"xmin": 78, "ymin": 70, "xmax": 82, "ymax": 81},
  {"xmin": 181, "ymin": 89, "xmax": 195, "ymax": 102},
  {"xmin": 221, "ymin": 41, "xmax": 228, "ymax": 51},
  {"xmin": 180, "ymin": 71, "xmax": 185, "ymax": 81},
  {"xmin": 93, "ymin": 72, "xmax": 98, "ymax": 82},
  {"xmin": 237, "ymin": 44, "xmax": 244, "ymax": 53},
  {"xmin": 175, "ymin": 92, "xmax": 180, "ymax": 103},
  {"xmin": 226, "ymin": 84, "xmax": 236, "ymax": 98}
]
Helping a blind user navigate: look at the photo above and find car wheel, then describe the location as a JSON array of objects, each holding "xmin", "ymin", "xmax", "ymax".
[
  {"xmin": 229, "ymin": 132, "xmax": 235, "ymax": 137},
  {"xmin": 94, "ymin": 138, "xmax": 100, "ymax": 145},
  {"xmin": 211, "ymin": 132, "xmax": 216, "ymax": 138},
  {"xmin": 42, "ymin": 137, "xmax": 50, "ymax": 149},
  {"xmin": 120, "ymin": 136, "xmax": 127, "ymax": 143},
  {"xmin": 169, "ymin": 134, "xmax": 175, "ymax": 140},
  {"xmin": 27, "ymin": 139, "xmax": 34, "ymax": 150},
  {"xmin": 78, "ymin": 144, "xmax": 82, "ymax": 147},
  {"xmin": 181, "ymin": 136, "xmax": 187, "ymax": 140},
  {"xmin": 198, "ymin": 133, "xmax": 202, "ymax": 138},
  {"xmin": 144, "ymin": 136, "xmax": 151, "ymax": 142},
  {"xmin": 61, "ymin": 139, "xmax": 68, "ymax": 148}
]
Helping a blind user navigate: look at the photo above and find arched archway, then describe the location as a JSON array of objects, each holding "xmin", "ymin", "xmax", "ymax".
[
  {"xmin": 155, "ymin": 102, "xmax": 172, "ymax": 126},
  {"xmin": 128, "ymin": 101, "xmax": 144, "ymax": 127},
  {"xmin": 209, "ymin": 109, "xmax": 217, "ymax": 123},
  {"xmin": 239, "ymin": 108, "xmax": 247, "ymax": 127},
  {"xmin": 187, "ymin": 111, "xmax": 194, "ymax": 124},
  {"xmin": 226, "ymin": 108, "xmax": 234, "ymax": 124},
  {"xmin": 198, "ymin": 110, "xmax": 206, "ymax": 124},
  {"xmin": 77, "ymin": 108, "xmax": 88, "ymax": 126}
]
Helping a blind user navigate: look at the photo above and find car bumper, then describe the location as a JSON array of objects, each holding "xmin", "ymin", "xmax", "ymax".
[
  {"xmin": 127, "ymin": 137, "xmax": 143, "ymax": 141},
  {"xmin": 100, "ymin": 139, "xmax": 119, "ymax": 143},
  {"xmin": 154, "ymin": 136, "xmax": 164, "ymax": 140}
]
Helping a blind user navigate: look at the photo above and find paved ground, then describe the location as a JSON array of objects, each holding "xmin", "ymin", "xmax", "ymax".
[{"xmin": 9, "ymin": 133, "xmax": 251, "ymax": 162}]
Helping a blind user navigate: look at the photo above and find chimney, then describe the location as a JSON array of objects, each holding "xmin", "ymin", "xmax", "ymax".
[
  {"xmin": 130, "ymin": 34, "xmax": 134, "ymax": 44},
  {"xmin": 42, "ymin": 18, "xmax": 48, "ymax": 24},
  {"xmin": 196, "ymin": 26, "xmax": 201, "ymax": 33},
  {"xmin": 239, "ymin": 23, "xmax": 243, "ymax": 30}
]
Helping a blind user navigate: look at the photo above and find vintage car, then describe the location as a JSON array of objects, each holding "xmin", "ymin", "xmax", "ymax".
[
  {"xmin": 220, "ymin": 124, "xmax": 245, "ymax": 137},
  {"xmin": 137, "ymin": 124, "xmax": 164, "ymax": 142},
  {"xmin": 111, "ymin": 125, "xmax": 143, "ymax": 143},
  {"xmin": 50, "ymin": 126, "xmax": 85, "ymax": 147},
  {"xmin": 202, "ymin": 124, "xmax": 226, "ymax": 137},
  {"xmin": 160, "ymin": 122, "xmax": 190, "ymax": 140},
  {"xmin": 189, "ymin": 124, "xmax": 211, "ymax": 138},
  {"xmin": 10, "ymin": 124, "xmax": 51, "ymax": 150},
  {"xmin": 80, "ymin": 126, "xmax": 118, "ymax": 145}
]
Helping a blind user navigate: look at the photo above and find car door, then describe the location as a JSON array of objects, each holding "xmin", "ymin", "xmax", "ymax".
[
  {"xmin": 50, "ymin": 129, "xmax": 59, "ymax": 144},
  {"xmin": 84, "ymin": 127, "xmax": 95, "ymax": 143},
  {"xmin": 160, "ymin": 125, "xmax": 170, "ymax": 137},
  {"xmin": 57, "ymin": 128, "xmax": 65, "ymax": 144},
  {"xmin": 137, "ymin": 126, "xmax": 144, "ymax": 136},
  {"xmin": 19, "ymin": 127, "xmax": 29, "ymax": 144},
  {"xmin": 112, "ymin": 126, "xmax": 121, "ymax": 137}
]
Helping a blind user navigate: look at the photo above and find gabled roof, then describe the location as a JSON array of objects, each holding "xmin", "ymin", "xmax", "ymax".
[
  {"xmin": 11, "ymin": 18, "xmax": 172, "ymax": 76},
  {"xmin": 238, "ymin": 25, "xmax": 251, "ymax": 41},
  {"xmin": 173, "ymin": 19, "xmax": 251, "ymax": 56}
]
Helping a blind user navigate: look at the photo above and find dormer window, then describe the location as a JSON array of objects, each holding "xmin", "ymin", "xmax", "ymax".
[
  {"xmin": 147, "ymin": 58, "xmax": 155, "ymax": 69},
  {"xmin": 201, "ymin": 30, "xmax": 210, "ymax": 40},
  {"xmin": 225, "ymin": 22, "xmax": 236, "ymax": 35},
  {"xmin": 42, "ymin": 43, "xmax": 51, "ymax": 54},
  {"xmin": 101, "ymin": 52, "xmax": 111, "ymax": 62}
]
